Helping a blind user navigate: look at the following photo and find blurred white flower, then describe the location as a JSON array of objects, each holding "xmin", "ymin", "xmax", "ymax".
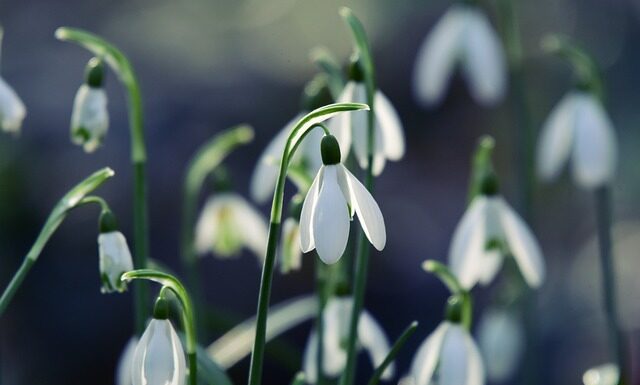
[
  {"xmin": 250, "ymin": 113, "xmax": 351, "ymax": 204},
  {"xmin": 70, "ymin": 83, "xmax": 109, "ymax": 153},
  {"xmin": 537, "ymin": 91, "xmax": 617, "ymax": 189},
  {"xmin": 195, "ymin": 192, "xmax": 268, "ymax": 259},
  {"xmin": 116, "ymin": 337, "xmax": 138, "ymax": 385},
  {"xmin": 303, "ymin": 296, "xmax": 394, "ymax": 383},
  {"xmin": 132, "ymin": 319, "xmax": 186, "ymax": 385},
  {"xmin": 331, "ymin": 81, "xmax": 405, "ymax": 176},
  {"xmin": 411, "ymin": 321, "xmax": 484, "ymax": 385},
  {"xmin": 0, "ymin": 76, "xmax": 25, "ymax": 134},
  {"xmin": 476, "ymin": 308, "xmax": 524, "ymax": 383},
  {"xmin": 413, "ymin": 4, "xmax": 506, "ymax": 107},
  {"xmin": 98, "ymin": 231, "xmax": 134, "ymax": 293},
  {"xmin": 583, "ymin": 363, "xmax": 619, "ymax": 385},
  {"xmin": 279, "ymin": 217, "xmax": 302, "ymax": 273},
  {"xmin": 300, "ymin": 136, "xmax": 385, "ymax": 264},
  {"xmin": 448, "ymin": 194, "xmax": 545, "ymax": 290}
]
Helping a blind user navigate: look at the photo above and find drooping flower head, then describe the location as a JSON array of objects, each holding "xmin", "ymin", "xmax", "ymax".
[
  {"xmin": 448, "ymin": 172, "xmax": 545, "ymax": 289},
  {"xmin": 413, "ymin": 3, "xmax": 506, "ymax": 107},
  {"xmin": 98, "ymin": 209, "xmax": 134, "ymax": 293},
  {"xmin": 0, "ymin": 28, "xmax": 26, "ymax": 134},
  {"xmin": 70, "ymin": 57, "xmax": 109, "ymax": 153},
  {"xmin": 300, "ymin": 134, "xmax": 386, "ymax": 264},
  {"xmin": 303, "ymin": 295, "xmax": 394, "ymax": 383}
]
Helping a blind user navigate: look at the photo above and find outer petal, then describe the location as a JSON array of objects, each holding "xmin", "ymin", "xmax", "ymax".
[
  {"xmin": 116, "ymin": 337, "xmax": 138, "ymax": 385},
  {"xmin": 250, "ymin": 114, "xmax": 301, "ymax": 203},
  {"xmin": 413, "ymin": 6, "xmax": 465, "ymax": 107},
  {"xmin": 302, "ymin": 331, "xmax": 319, "ymax": 383},
  {"xmin": 410, "ymin": 322, "xmax": 450, "ymax": 385},
  {"xmin": 226, "ymin": 194, "xmax": 269, "ymax": 260},
  {"xmin": 98, "ymin": 231, "xmax": 134, "ymax": 293},
  {"xmin": 448, "ymin": 197, "xmax": 488, "ymax": 289},
  {"xmin": 439, "ymin": 324, "xmax": 484, "ymax": 385},
  {"xmin": 194, "ymin": 197, "xmax": 222, "ymax": 255},
  {"xmin": 572, "ymin": 93, "xmax": 617, "ymax": 188},
  {"xmin": 358, "ymin": 310, "xmax": 394, "ymax": 379},
  {"xmin": 71, "ymin": 85, "xmax": 109, "ymax": 153},
  {"xmin": 323, "ymin": 297, "xmax": 352, "ymax": 376},
  {"xmin": 0, "ymin": 76, "xmax": 25, "ymax": 133},
  {"xmin": 338, "ymin": 165, "xmax": 386, "ymax": 250},
  {"xmin": 461, "ymin": 7, "xmax": 507, "ymax": 106},
  {"xmin": 132, "ymin": 319, "xmax": 186, "ymax": 385},
  {"xmin": 299, "ymin": 167, "xmax": 324, "ymax": 252},
  {"xmin": 312, "ymin": 166, "xmax": 350, "ymax": 264},
  {"xmin": 347, "ymin": 83, "xmax": 374, "ymax": 172},
  {"xmin": 327, "ymin": 83, "xmax": 354, "ymax": 161},
  {"xmin": 537, "ymin": 93, "xmax": 578, "ymax": 182},
  {"xmin": 497, "ymin": 197, "xmax": 545, "ymax": 288},
  {"xmin": 374, "ymin": 91, "xmax": 405, "ymax": 161},
  {"xmin": 477, "ymin": 309, "xmax": 524, "ymax": 382}
]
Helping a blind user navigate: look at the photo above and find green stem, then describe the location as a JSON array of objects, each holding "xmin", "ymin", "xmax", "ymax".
[
  {"xmin": 246, "ymin": 103, "xmax": 368, "ymax": 385},
  {"xmin": 122, "ymin": 269, "xmax": 198, "ymax": 385},
  {"xmin": 594, "ymin": 187, "xmax": 628, "ymax": 385},
  {"xmin": 0, "ymin": 168, "xmax": 114, "ymax": 316},
  {"xmin": 367, "ymin": 321, "xmax": 418, "ymax": 385},
  {"xmin": 56, "ymin": 27, "xmax": 150, "ymax": 335}
]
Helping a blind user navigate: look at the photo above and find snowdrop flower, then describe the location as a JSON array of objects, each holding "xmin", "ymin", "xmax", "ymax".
[
  {"xmin": 0, "ymin": 76, "xmax": 25, "ymax": 134},
  {"xmin": 70, "ymin": 58, "xmax": 109, "ymax": 153},
  {"xmin": 303, "ymin": 296, "xmax": 394, "ymax": 383},
  {"xmin": 98, "ymin": 211, "xmax": 134, "ymax": 293},
  {"xmin": 448, "ymin": 174, "xmax": 545, "ymax": 289},
  {"xmin": 413, "ymin": 3, "xmax": 506, "ymax": 107},
  {"xmin": 583, "ymin": 363, "xmax": 619, "ymax": 385},
  {"xmin": 537, "ymin": 90, "xmax": 617, "ymax": 189},
  {"xmin": 195, "ymin": 192, "xmax": 268, "ymax": 259},
  {"xmin": 476, "ymin": 308, "xmax": 524, "ymax": 382},
  {"xmin": 300, "ymin": 135, "xmax": 386, "ymax": 264},
  {"xmin": 331, "ymin": 64, "xmax": 405, "ymax": 176},
  {"xmin": 132, "ymin": 318, "xmax": 187, "ymax": 385},
  {"xmin": 116, "ymin": 337, "xmax": 138, "ymax": 385}
]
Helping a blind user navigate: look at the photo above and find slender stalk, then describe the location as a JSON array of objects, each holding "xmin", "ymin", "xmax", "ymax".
[
  {"xmin": 594, "ymin": 187, "xmax": 628, "ymax": 385},
  {"xmin": 56, "ymin": 27, "xmax": 150, "ymax": 335},
  {"xmin": 246, "ymin": 103, "xmax": 368, "ymax": 385},
  {"xmin": 367, "ymin": 321, "xmax": 418, "ymax": 385},
  {"xmin": 0, "ymin": 168, "xmax": 114, "ymax": 315}
]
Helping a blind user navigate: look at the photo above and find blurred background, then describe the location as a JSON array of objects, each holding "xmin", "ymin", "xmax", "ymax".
[{"xmin": 0, "ymin": 0, "xmax": 639, "ymax": 384}]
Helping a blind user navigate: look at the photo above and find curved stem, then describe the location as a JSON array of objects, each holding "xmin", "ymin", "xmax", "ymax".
[
  {"xmin": 422, "ymin": 260, "xmax": 465, "ymax": 295},
  {"xmin": 0, "ymin": 168, "xmax": 114, "ymax": 316},
  {"xmin": 77, "ymin": 195, "xmax": 110, "ymax": 212},
  {"xmin": 122, "ymin": 269, "xmax": 198, "ymax": 385},
  {"xmin": 367, "ymin": 321, "xmax": 418, "ymax": 385},
  {"xmin": 246, "ymin": 103, "xmax": 368, "ymax": 385},
  {"xmin": 56, "ymin": 27, "xmax": 150, "ymax": 335}
]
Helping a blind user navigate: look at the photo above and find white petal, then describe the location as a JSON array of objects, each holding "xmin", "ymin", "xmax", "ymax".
[
  {"xmin": 0, "ymin": 76, "xmax": 25, "ymax": 133},
  {"xmin": 460, "ymin": 7, "xmax": 507, "ymax": 106},
  {"xmin": 413, "ymin": 6, "xmax": 465, "ymax": 107},
  {"xmin": 302, "ymin": 331, "xmax": 319, "ymax": 383},
  {"xmin": 583, "ymin": 363, "xmax": 620, "ymax": 385},
  {"xmin": 300, "ymin": 167, "xmax": 324, "ymax": 252},
  {"xmin": 374, "ymin": 91, "xmax": 405, "ymax": 161},
  {"xmin": 497, "ymin": 197, "xmax": 546, "ymax": 288},
  {"xmin": 347, "ymin": 83, "xmax": 373, "ymax": 172},
  {"xmin": 132, "ymin": 319, "xmax": 186, "ymax": 385},
  {"xmin": 338, "ymin": 165, "xmax": 386, "ymax": 250},
  {"xmin": 116, "ymin": 337, "xmax": 138, "ymax": 385},
  {"xmin": 227, "ymin": 195, "xmax": 269, "ymax": 260},
  {"xmin": 279, "ymin": 218, "xmax": 302, "ymax": 274},
  {"xmin": 358, "ymin": 310, "xmax": 394, "ymax": 379},
  {"xmin": 250, "ymin": 114, "xmax": 301, "ymax": 203},
  {"xmin": 463, "ymin": 327, "xmax": 485, "ymax": 385},
  {"xmin": 537, "ymin": 93, "xmax": 578, "ymax": 182},
  {"xmin": 440, "ymin": 324, "xmax": 484, "ymax": 385},
  {"xmin": 477, "ymin": 309, "xmax": 524, "ymax": 382},
  {"xmin": 323, "ymin": 297, "xmax": 352, "ymax": 376},
  {"xmin": 71, "ymin": 85, "xmax": 109, "ymax": 153},
  {"xmin": 410, "ymin": 322, "xmax": 450, "ymax": 385},
  {"xmin": 302, "ymin": 124, "xmax": 326, "ymax": 175},
  {"xmin": 194, "ymin": 197, "xmax": 222, "ymax": 255},
  {"xmin": 312, "ymin": 166, "xmax": 350, "ymax": 264},
  {"xmin": 98, "ymin": 231, "xmax": 134, "ymax": 293},
  {"xmin": 326, "ymin": 83, "xmax": 354, "ymax": 161},
  {"xmin": 572, "ymin": 93, "xmax": 617, "ymax": 188},
  {"xmin": 448, "ymin": 197, "xmax": 489, "ymax": 289}
]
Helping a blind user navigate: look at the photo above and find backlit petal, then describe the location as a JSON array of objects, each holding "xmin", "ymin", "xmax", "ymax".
[
  {"xmin": 410, "ymin": 322, "xmax": 450, "ymax": 385},
  {"xmin": 300, "ymin": 167, "xmax": 324, "ymax": 252},
  {"xmin": 375, "ymin": 91, "xmax": 405, "ymax": 161},
  {"xmin": 0, "ymin": 77, "xmax": 25, "ymax": 133},
  {"xmin": 229, "ymin": 195, "xmax": 269, "ymax": 260},
  {"xmin": 477, "ymin": 309, "xmax": 524, "ymax": 382},
  {"xmin": 537, "ymin": 93, "xmax": 578, "ymax": 182},
  {"xmin": 448, "ymin": 197, "xmax": 488, "ymax": 289},
  {"xmin": 312, "ymin": 166, "xmax": 350, "ymax": 264}
]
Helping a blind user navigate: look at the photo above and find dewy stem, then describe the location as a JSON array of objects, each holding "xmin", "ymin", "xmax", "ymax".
[
  {"xmin": 0, "ymin": 168, "xmax": 114, "ymax": 316},
  {"xmin": 121, "ymin": 269, "xmax": 198, "ymax": 385},
  {"xmin": 339, "ymin": 8, "xmax": 377, "ymax": 385},
  {"xmin": 594, "ymin": 187, "xmax": 628, "ymax": 385},
  {"xmin": 56, "ymin": 27, "xmax": 150, "ymax": 335},
  {"xmin": 246, "ymin": 103, "xmax": 368, "ymax": 385}
]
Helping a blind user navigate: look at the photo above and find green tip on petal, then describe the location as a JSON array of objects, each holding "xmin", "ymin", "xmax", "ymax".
[{"xmin": 321, "ymin": 135, "xmax": 341, "ymax": 165}]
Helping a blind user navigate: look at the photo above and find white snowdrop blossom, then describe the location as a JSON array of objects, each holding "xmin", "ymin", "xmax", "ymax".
[
  {"xmin": 476, "ymin": 309, "xmax": 524, "ymax": 382},
  {"xmin": 0, "ymin": 76, "xmax": 25, "ymax": 134},
  {"xmin": 116, "ymin": 337, "xmax": 138, "ymax": 385},
  {"xmin": 413, "ymin": 4, "xmax": 506, "ymax": 107},
  {"xmin": 70, "ymin": 84, "xmax": 109, "ymax": 153},
  {"xmin": 98, "ymin": 231, "xmax": 134, "ymax": 293},
  {"xmin": 448, "ymin": 194, "xmax": 545, "ymax": 290},
  {"xmin": 303, "ymin": 296, "xmax": 394, "ymax": 383},
  {"xmin": 331, "ymin": 81, "xmax": 405, "ymax": 176},
  {"xmin": 195, "ymin": 192, "xmax": 268, "ymax": 259},
  {"xmin": 279, "ymin": 217, "xmax": 302, "ymax": 274},
  {"xmin": 583, "ymin": 363, "xmax": 619, "ymax": 385},
  {"xmin": 250, "ymin": 113, "xmax": 351, "ymax": 203},
  {"xmin": 537, "ymin": 91, "xmax": 617, "ymax": 189},
  {"xmin": 132, "ymin": 319, "xmax": 186, "ymax": 385},
  {"xmin": 411, "ymin": 321, "xmax": 484, "ymax": 385},
  {"xmin": 300, "ymin": 135, "xmax": 386, "ymax": 264}
]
